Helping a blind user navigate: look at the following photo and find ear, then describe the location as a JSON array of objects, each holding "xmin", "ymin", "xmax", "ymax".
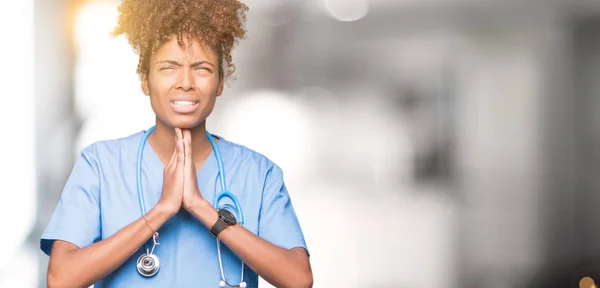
[
  {"xmin": 141, "ymin": 73, "xmax": 150, "ymax": 96},
  {"xmin": 216, "ymin": 77, "xmax": 224, "ymax": 97}
]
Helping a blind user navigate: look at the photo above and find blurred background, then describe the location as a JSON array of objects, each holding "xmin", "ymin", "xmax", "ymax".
[{"xmin": 2, "ymin": 0, "xmax": 600, "ymax": 287}]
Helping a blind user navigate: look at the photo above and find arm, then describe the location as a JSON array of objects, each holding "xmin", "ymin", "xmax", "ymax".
[
  {"xmin": 47, "ymin": 130, "xmax": 186, "ymax": 288},
  {"xmin": 179, "ymin": 130, "xmax": 312, "ymax": 288},
  {"xmin": 47, "ymin": 204, "xmax": 174, "ymax": 288},
  {"xmin": 187, "ymin": 199, "xmax": 313, "ymax": 288}
]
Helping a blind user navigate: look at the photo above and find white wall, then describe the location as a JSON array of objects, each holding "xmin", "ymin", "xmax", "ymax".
[{"xmin": 0, "ymin": 0, "xmax": 37, "ymax": 286}]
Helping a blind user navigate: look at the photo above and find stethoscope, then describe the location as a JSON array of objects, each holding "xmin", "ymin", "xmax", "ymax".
[{"xmin": 135, "ymin": 126, "xmax": 247, "ymax": 288}]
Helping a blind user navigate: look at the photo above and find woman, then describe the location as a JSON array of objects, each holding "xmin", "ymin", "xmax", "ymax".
[{"xmin": 40, "ymin": 0, "xmax": 312, "ymax": 287}]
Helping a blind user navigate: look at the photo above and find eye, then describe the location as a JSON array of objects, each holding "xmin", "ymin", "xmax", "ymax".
[
  {"xmin": 194, "ymin": 67, "xmax": 212, "ymax": 73},
  {"xmin": 159, "ymin": 66, "xmax": 177, "ymax": 75}
]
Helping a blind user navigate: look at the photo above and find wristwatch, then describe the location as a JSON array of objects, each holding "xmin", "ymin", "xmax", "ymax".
[{"xmin": 210, "ymin": 209, "xmax": 237, "ymax": 237}]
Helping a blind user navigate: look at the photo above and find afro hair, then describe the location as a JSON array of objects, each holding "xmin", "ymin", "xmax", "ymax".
[{"xmin": 112, "ymin": 0, "xmax": 249, "ymax": 80}]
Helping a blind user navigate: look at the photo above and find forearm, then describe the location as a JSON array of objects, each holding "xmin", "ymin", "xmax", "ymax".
[
  {"xmin": 187, "ymin": 199, "xmax": 312, "ymax": 288},
  {"xmin": 219, "ymin": 225, "xmax": 312, "ymax": 288},
  {"xmin": 47, "ymin": 204, "xmax": 173, "ymax": 288}
]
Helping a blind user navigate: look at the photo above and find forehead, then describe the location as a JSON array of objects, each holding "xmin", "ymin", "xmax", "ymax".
[{"xmin": 152, "ymin": 36, "xmax": 217, "ymax": 62}]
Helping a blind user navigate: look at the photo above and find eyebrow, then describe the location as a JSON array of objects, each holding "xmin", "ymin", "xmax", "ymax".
[{"xmin": 155, "ymin": 60, "xmax": 216, "ymax": 68}]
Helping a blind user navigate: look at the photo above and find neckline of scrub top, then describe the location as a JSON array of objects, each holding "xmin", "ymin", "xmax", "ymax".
[{"xmin": 142, "ymin": 129, "xmax": 227, "ymax": 180}]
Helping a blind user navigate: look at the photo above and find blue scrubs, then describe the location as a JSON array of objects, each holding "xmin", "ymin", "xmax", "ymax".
[{"xmin": 40, "ymin": 129, "xmax": 308, "ymax": 287}]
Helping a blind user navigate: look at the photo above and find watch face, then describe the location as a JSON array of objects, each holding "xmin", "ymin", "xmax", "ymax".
[{"xmin": 219, "ymin": 209, "xmax": 237, "ymax": 225}]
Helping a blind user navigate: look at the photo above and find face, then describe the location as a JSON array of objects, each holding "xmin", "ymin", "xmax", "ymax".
[{"xmin": 142, "ymin": 35, "xmax": 223, "ymax": 129}]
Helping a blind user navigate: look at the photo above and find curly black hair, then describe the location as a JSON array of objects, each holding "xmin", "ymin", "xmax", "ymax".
[{"xmin": 112, "ymin": 0, "xmax": 248, "ymax": 80}]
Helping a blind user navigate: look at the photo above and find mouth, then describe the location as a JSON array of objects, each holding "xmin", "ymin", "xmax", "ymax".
[{"xmin": 170, "ymin": 100, "xmax": 199, "ymax": 114}]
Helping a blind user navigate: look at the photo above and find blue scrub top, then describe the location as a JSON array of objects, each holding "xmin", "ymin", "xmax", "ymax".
[{"xmin": 40, "ymin": 129, "xmax": 308, "ymax": 287}]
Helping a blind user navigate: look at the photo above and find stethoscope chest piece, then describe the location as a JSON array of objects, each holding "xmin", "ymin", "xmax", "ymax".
[{"xmin": 137, "ymin": 253, "xmax": 160, "ymax": 277}]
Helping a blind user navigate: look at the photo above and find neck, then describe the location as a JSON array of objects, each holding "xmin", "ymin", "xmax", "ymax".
[{"xmin": 148, "ymin": 118, "xmax": 214, "ymax": 168}]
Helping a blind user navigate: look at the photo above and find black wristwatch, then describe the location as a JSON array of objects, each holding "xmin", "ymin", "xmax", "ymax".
[{"xmin": 210, "ymin": 209, "xmax": 237, "ymax": 237}]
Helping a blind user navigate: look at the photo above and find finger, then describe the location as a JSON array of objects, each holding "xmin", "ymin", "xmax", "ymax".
[
  {"xmin": 176, "ymin": 129, "xmax": 184, "ymax": 167},
  {"xmin": 183, "ymin": 129, "xmax": 191, "ymax": 144},
  {"xmin": 183, "ymin": 130, "xmax": 191, "ymax": 153},
  {"xmin": 167, "ymin": 145, "xmax": 177, "ymax": 169},
  {"xmin": 175, "ymin": 127, "xmax": 182, "ymax": 140},
  {"xmin": 167, "ymin": 129, "xmax": 180, "ymax": 170},
  {"xmin": 167, "ymin": 131, "xmax": 179, "ymax": 167},
  {"xmin": 179, "ymin": 129, "xmax": 187, "ymax": 167},
  {"xmin": 183, "ymin": 130, "xmax": 192, "ymax": 171}
]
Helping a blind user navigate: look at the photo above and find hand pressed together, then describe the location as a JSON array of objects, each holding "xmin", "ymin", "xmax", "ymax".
[
  {"xmin": 157, "ymin": 128, "xmax": 185, "ymax": 216},
  {"xmin": 181, "ymin": 129, "xmax": 205, "ymax": 210},
  {"xmin": 157, "ymin": 128, "xmax": 204, "ymax": 215}
]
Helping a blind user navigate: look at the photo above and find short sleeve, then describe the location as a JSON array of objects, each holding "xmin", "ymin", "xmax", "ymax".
[
  {"xmin": 40, "ymin": 148, "xmax": 102, "ymax": 256},
  {"xmin": 258, "ymin": 165, "xmax": 309, "ymax": 255}
]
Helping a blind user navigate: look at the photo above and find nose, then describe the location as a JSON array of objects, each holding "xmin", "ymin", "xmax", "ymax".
[{"xmin": 176, "ymin": 67, "xmax": 195, "ymax": 91}]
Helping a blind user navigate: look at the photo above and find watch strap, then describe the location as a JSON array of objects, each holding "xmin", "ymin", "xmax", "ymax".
[{"xmin": 210, "ymin": 218, "xmax": 227, "ymax": 237}]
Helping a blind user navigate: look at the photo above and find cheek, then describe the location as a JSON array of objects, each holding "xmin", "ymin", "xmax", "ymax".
[
  {"xmin": 194, "ymin": 75, "xmax": 220, "ymax": 94},
  {"xmin": 148, "ymin": 76, "xmax": 175, "ymax": 98}
]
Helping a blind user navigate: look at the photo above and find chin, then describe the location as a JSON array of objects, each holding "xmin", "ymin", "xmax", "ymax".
[{"xmin": 166, "ymin": 116, "xmax": 205, "ymax": 129}]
